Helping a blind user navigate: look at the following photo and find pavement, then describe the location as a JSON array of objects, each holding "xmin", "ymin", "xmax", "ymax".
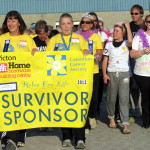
[{"xmin": 8, "ymin": 91, "xmax": 150, "ymax": 150}]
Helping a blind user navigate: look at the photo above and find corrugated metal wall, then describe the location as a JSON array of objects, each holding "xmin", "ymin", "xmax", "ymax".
[{"xmin": 0, "ymin": 0, "xmax": 149, "ymax": 15}]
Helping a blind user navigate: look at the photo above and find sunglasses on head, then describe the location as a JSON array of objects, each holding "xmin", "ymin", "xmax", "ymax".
[
  {"xmin": 146, "ymin": 21, "xmax": 150, "ymax": 23},
  {"xmin": 81, "ymin": 21, "xmax": 91, "ymax": 24},
  {"xmin": 130, "ymin": 13, "xmax": 139, "ymax": 15}
]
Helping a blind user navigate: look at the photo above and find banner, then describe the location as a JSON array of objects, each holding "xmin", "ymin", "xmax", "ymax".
[{"xmin": 0, "ymin": 51, "xmax": 94, "ymax": 131}]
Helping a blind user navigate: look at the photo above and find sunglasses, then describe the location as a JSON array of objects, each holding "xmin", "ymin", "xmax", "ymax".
[
  {"xmin": 146, "ymin": 21, "xmax": 150, "ymax": 23},
  {"xmin": 130, "ymin": 13, "xmax": 139, "ymax": 15},
  {"xmin": 81, "ymin": 21, "xmax": 91, "ymax": 24}
]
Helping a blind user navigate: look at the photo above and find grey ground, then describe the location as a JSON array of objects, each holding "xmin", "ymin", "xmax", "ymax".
[{"xmin": 17, "ymin": 91, "xmax": 150, "ymax": 150}]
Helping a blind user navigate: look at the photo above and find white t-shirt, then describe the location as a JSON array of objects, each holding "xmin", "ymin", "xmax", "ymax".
[
  {"xmin": 103, "ymin": 41, "xmax": 129, "ymax": 72},
  {"xmin": 98, "ymin": 31, "xmax": 108, "ymax": 42},
  {"xmin": 132, "ymin": 33, "xmax": 150, "ymax": 77}
]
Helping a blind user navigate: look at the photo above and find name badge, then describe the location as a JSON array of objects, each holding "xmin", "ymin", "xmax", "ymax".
[
  {"xmin": 20, "ymin": 41, "xmax": 27, "ymax": 45},
  {"xmin": 72, "ymin": 38, "xmax": 79, "ymax": 43}
]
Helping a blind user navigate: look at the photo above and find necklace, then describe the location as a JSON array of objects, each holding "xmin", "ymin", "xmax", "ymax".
[
  {"xmin": 61, "ymin": 33, "xmax": 72, "ymax": 50},
  {"xmin": 137, "ymin": 29, "xmax": 149, "ymax": 48},
  {"xmin": 77, "ymin": 30, "xmax": 96, "ymax": 41}
]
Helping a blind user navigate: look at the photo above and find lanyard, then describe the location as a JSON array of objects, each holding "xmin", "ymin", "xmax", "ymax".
[
  {"xmin": 61, "ymin": 33, "xmax": 72, "ymax": 50},
  {"xmin": 3, "ymin": 40, "xmax": 10, "ymax": 52}
]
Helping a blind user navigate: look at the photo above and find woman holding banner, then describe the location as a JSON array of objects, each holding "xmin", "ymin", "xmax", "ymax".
[
  {"xmin": 46, "ymin": 13, "xmax": 90, "ymax": 149},
  {"xmin": 77, "ymin": 13, "xmax": 103, "ymax": 133},
  {"xmin": 0, "ymin": 10, "xmax": 38, "ymax": 150}
]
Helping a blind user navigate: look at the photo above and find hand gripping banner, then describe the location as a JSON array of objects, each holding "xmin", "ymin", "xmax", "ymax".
[{"xmin": 0, "ymin": 51, "xmax": 94, "ymax": 131}]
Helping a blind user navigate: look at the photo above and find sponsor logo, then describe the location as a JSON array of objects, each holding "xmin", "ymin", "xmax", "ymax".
[
  {"xmin": 0, "ymin": 55, "xmax": 16, "ymax": 61},
  {"xmin": 8, "ymin": 62, "xmax": 31, "ymax": 69},
  {"xmin": 0, "ymin": 63, "xmax": 7, "ymax": 72},
  {"xmin": 47, "ymin": 55, "xmax": 67, "ymax": 76},
  {"xmin": 78, "ymin": 80, "xmax": 87, "ymax": 84}
]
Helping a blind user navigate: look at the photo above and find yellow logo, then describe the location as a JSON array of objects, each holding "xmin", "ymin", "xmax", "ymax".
[{"xmin": 122, "ymin": 47, "xmax": 126, "ymax": 50}]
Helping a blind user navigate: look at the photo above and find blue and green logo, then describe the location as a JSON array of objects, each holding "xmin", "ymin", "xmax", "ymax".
[{"xmin": 47, "ymin": 55, "xmax": 67, "ymax": 76}]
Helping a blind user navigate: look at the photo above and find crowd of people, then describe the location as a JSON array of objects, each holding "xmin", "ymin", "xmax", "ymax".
[{"xmin": 0, "ymin": 4, "xmax": 150, "ymax": 150}]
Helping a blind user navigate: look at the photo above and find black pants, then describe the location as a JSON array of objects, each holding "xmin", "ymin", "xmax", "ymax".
[
  {"xmin": 85, "ymin": 73, "xmax": 100, "ymax": 129},
  {"xmin": 134, "ymin": 74, "xmax": 150, "ymax": 126},
  {"xmin": 97, "ymin": 69, "xmax": 104, "ymax": 115},
  {"xmin": 1, "ymin": 130, "xmax": 26, "ymax": 146},
  {"xmin": 88, "ymin": 73, "xmax": 100, "ymax": 118},
  {"xmin": 61, "ymin": 127, "xmax": 85, "ymax": 145}
]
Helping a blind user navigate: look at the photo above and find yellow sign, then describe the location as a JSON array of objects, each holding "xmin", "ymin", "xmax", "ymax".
[{"xmin": 0, "ymin": 51, "xmax": 94, "ymax": 131}]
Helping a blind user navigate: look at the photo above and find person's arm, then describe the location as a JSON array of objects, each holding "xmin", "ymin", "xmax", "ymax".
[
  {"xmin": 31, "ymin": 48, "xmax": 39, "ymax": 56},
  {"xmin": 46, "ymin": 36, "xmax": 56, "ymax": 51},
  {"xmin": 102, "ymin": 56, "xmax": 110, "ymax": 84},
  {"xmin": 130, "ymin": 34, "xmax": 150, "ymax": 58},
  {"xmin": 79, "ymin": 35, "xmax": 90, "ymax": 55},
  {"xmin": 95, "ymin": 34, "xmax": 103, "ymax": 61},
  {"xmin": 45, "ymin": 35, "xmax": 50, "ymax": 45},
  {"xmin": 28, "ymin": 36, "xmax": 39, "ymax": 56},
  {"xmin": 124, "ymin": 22, "xmax": 132, "ymax": 47},
  {"xmin": 130, "ymin": 48, "xmax": 150, "ymax": 58}
]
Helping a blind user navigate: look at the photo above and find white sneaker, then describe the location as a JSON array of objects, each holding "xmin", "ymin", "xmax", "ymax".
[
  {"xmin": 76, "ymin": 140, "xmax": 85, "ymax": 149},
  {"xmin": 40, "ymin": 127, "xmax": 45, "ymax": 131},
  {"xmin": 62, "ymin": 139, "xmax": 72, "ymax": 147},
  {"xmin": 85, "ymin": 129, "xmax": 89, "ymax": 134},
  {"xmin": 89, "ymin": 118, "xmax": 97, "ymax": 129},
  {"xmin": 17, "ymin": 142, "xmax": 25, "ymax": 147},
  {"xmin": 6, "ymin": 139, "xmax": 17, "ymax": 150},
  {"xmin": 46, "ymin": 127, "xmax": 54, "ymax": 132}
]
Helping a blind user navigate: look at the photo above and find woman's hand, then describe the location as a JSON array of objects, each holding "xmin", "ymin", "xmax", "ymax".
[
  {"xmin": 94, "ymin": 53, "xmax": 102, "ymax": 61},
  {"xmin": 45, "ymin": 37, "xmax": 50, "ymax": 45},
  {"xmin": 103, "ymin": 75, "xmax": 110, "ymax": 84},
  {"xmin": 83, "ymin": 49, "xmax": 90, "ymax": 56},
  {"xmin": 124, "ymin": 22, "xmax": 130, "ymax": 28},
  {"xmin": 144, "ymin": 47, "xmax": 150, "ymax": 54},
  {"xmin": 31, "ymin": 48, "xmax": 39, "ymax": 56}
]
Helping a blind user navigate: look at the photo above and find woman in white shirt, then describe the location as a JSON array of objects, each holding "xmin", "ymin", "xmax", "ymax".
[
  {"xmin": 130, "ymin": 14, "xmax": 150, "ymax": 129},
  {"xmin": 102, "ymin": 22, "xmax": 132, "ymax": 134}
]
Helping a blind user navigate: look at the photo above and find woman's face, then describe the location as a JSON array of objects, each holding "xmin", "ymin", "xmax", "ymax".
[
  {"xmin": 91, "ymin": 15, "xmax": 97, "ymax": 27},
  {"xmin": 81, "ymin": 17, "xmax": 92, "ymax": 32},
  {"xmin": 7, "ymin": 17, "xmax": 20, "ymax": 34},
  {"xmin": 60, "ymin": 17, "xmax": 73, "ymax": 36},
  {"xmin": 113, "ymin": 26, "xmax": 123, "ymax": 41},
  {"xmin": 38, "ymin": 29, "xmax": 48, "ymax": 41},
  {"xmin": 145, "ymin": 16, "xmax": 150, "ymax": 30},
  {"xmin": 99, "ymin": 22, "xmax": 103, "ymax": 30}
]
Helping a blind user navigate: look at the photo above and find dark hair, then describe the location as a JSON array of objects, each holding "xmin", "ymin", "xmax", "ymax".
[
  {"xmin": 49, "ymin": 30, "xmax": 59, "ymax": 38},
  {"xmin": 130, "ymin": 4, "xmax": 144, "ymax": 15},
  {"xmin": 89, "ymin": 12, "xmax": 100, "ymax": 30},
  {"xmin": 59, "ymin": 13, "xmax": 73, "ymax": 24},
  {"xmin": 2, "ymin": 10, "xmax": 27, "ymax": 34},
  {"xmin": 141, "ymin": 15, "xmax": 150, "ymax": 31},
  {"xmin": 35, "ymin": 20, "xmax": 48, "ymax": 34},
  {"xmin": 31, "ymin": 23, "xmax": 35, "ymax": 26}
]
